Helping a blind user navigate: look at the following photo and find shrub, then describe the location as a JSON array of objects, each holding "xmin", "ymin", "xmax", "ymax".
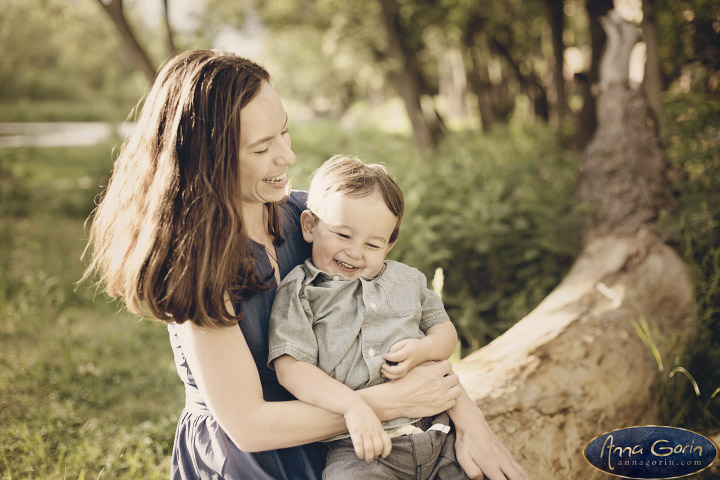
[
  {"xmin": 389, "ymin": 124, "xmax": 582, "ymax": 352},
  {"xmin": 660, "ymin": 88, "xmax": 720, "ymax": 428}
]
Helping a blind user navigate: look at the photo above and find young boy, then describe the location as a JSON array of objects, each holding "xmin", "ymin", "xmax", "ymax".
[{"xmin": 268, "ymin": 155, "xmax": 469, "ymax": 479}]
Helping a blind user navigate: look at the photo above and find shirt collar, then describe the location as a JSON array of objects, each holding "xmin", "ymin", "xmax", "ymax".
[{"xmin": 302, "ymin": 259, "xmax": 388, "ymax": 285}]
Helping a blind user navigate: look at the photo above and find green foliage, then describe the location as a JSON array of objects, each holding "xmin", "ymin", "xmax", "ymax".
[
  {"xmin": 0, "ymin": 0, "xmax": 147, "ymax": 120},
  {"xmin": 656, "ymin": 0, "xmax": 720, "ymax": 84},
  {"xmin": 659, "ymin": 88, "xmax": 720, "ymax": 429},
  {"xmin": 0, "ymin": 143, "xmax": 183, "ymax": 479},
  {"xmin": 390, "ymin": 124, "xmax": 582, "ymax": 352}
]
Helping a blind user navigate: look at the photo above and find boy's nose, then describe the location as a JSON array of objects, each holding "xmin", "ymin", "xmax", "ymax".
[{"xmin": 345, "ymin": 244, "xmax": 362, "ymax": 259}]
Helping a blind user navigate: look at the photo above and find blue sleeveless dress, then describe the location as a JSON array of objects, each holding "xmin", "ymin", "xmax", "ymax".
[{"xmin": 168, "ymin": 191, "xmax": 327, "ymax": 479}]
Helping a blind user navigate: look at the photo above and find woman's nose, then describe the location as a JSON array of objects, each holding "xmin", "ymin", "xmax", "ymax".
[{"xmin": 275, "ymin": 138, "xmax": 296, "ymax": 166}]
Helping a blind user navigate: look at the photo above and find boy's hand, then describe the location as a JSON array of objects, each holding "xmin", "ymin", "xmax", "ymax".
[
  {"xmin": 344, "ymin": 401, "xmax": 392, "ymax": 462},
  {"xmin": 381, "ymin": 338, "xmax": 423, "ymax": 380}
]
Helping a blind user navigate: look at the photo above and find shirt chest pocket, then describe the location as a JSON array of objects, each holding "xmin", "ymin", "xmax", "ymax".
[{"xmin": 379, "ymin": 280, "xmax": 421, "ymax": 317}]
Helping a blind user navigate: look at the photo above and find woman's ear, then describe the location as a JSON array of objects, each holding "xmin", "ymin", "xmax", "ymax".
[{"xmin": 300, "ymin": 210, "xmax": 316, "ymax": 244}]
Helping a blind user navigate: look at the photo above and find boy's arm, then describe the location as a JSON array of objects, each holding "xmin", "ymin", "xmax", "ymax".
[
  {"xmin": 381, "ymin": 320, "xmax": 457, "ymax": 380},
  {"xmin": 274, "ymin": 354, "xmax": 367, "ymax": 416},
  {"xmin": 419, "ymin": 320, "xmax": 458, "ymax": 360},
  {"xmin": 274, "ymin": 355, "xmax": 392, "ymax": 462}
]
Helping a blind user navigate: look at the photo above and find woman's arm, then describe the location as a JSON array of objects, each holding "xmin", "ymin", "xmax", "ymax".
[
  {"xmin": 176, "ymin": 321, "xmax": 347, "ymax": 451},
  {"xmin": 449, "ymin": 387, "xmax": 531, "ymax": 480},
  {"xmin": 274, "ymin": 354, "xmax": 392, "ymax": 461},
  {"xmin": 176, "ymin": 321, "xmax": 461, "ymax": 452},
  {"xmin": 361, "ymin": 360, "xmax": 462, "ymax": 421}
]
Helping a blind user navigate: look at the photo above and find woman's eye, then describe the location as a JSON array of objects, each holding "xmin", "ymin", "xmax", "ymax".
[
  {"xmin": 255, "ymin": 147, "xmax": 269, "ymax": 155},
  {"xmin": 281, "ymin": 128, "xmax": 290, "ymax": 135}
]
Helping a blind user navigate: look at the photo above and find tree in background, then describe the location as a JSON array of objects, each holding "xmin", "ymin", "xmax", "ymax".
[
  {"xmin": 93, "ymin": 0, "xmax": 159, "ymax": 82},
  {"xmin": 0, "ymin": 0, "xmax": 145, "ymax": 115}
]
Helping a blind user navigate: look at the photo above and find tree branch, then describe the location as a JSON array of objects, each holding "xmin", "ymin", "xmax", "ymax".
[{"xmin": 95, "ymin": 0, "xmax": 157, "ymax": 82}]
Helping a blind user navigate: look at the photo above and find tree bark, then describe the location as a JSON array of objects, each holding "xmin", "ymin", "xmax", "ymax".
[
  {"xmin": 576, "ymin": 9, "xmax": 671, "ymax": 238},
  {"xmin": 95, "ymin": 0, "xmax": 157, "ymax": 82},
  {"xmin": 545, "ymin": 0, "xmax": 568, "ymax": 125},
  {"xmin": 463, "ymin": 14, "xmax": 495, "ymax": 133},
  {"xmin": 490, "ymin": 33, "xmax": 549, "ymax": 122},
  {"xmin": 641, "ymin": 0, "xmax": 663, "ymax": 127},
  {"xmin": 456, "ymin": 232, "xmax": 695, "ymax": 479},
  {"xmin": 456, "ymin": 10, "xmax": 691, "ymax": 478},
  {"xmin": 466, "ymin": 45, "xmax": 496, "ymax": 133},
  {"xmin": 377, "ymin": 0, "xmax": 443, "ymax": 153},
  {"xmin": 162, "ymin": 0, "xmax": 179, "ymax": 57},
  {"xmin": 576, "ymin": 0, "xmax": 613, "ymax": 147},
  {"xmin": 438, "ymin": 48, "xmax": 469, "ymax": 123}
]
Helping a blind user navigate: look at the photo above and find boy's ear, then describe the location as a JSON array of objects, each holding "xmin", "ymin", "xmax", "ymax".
[
  {"xmin": 300, "ymin": 210, "xmax": 316, "ymax": 244},
  {"xmin": 384, "ymin": 241, "xmax": 395, "ymax": 255}
]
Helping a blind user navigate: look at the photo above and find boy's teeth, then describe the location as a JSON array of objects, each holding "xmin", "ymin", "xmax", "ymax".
[{"xmin": 337, "ymin": 260, "xmax": 356, "ymax": 269}]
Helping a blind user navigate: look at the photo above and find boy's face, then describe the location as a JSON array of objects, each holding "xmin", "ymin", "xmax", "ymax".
[{"xmin": 301, "ymin": 190, "xmax": 397, "ymax": 280}]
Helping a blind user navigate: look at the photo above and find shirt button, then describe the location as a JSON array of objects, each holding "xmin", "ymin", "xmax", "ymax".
[
  {"xmin": 370, "ymin": 302, "xmax": 377, "ymax": 309},
  {"xmin": 368, "ymin": 348, "xmax": 376, "ymax": 357},
  {"xmin": 333, "ymin": 275, "xmax": 341, "ymax": 281}
]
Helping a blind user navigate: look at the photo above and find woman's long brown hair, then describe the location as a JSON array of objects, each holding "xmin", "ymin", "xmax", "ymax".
[{"xmin": 82, "ymin": 50, "xmax": 282, "ymax": 327}]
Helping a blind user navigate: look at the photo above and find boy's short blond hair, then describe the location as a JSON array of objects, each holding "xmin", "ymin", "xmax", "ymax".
[{"xmin": 307, "ymin": 155, "xmax": 404, "ymax": 244}]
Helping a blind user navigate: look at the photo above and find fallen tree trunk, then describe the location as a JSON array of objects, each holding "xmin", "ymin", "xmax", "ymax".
[
  {"xmin": 456, "ymin": 231, "xmax": 694, "ymax": 479},
  {"xmin": 455, "ymin": 10, "xmax": 696, "ymax": 479}
]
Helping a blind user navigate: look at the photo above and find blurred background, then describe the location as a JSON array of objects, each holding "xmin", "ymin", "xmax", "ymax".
[{"xmin": 1, "ymin": 0, "xmax": 718, "ymax": 477}]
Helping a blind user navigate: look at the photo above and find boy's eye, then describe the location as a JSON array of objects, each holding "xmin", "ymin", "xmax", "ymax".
[
  {"xmin": 336, "ymin": 232, "xmax": 350, "ymax": 239},
  {"xmin": 367, "ymin": 244, "xmax": 381, "ymax": 249}
]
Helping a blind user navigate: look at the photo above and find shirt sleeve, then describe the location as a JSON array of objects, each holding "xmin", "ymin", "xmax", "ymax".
[
  {"xmin": 267, "ymin": 272, "xmax": 319, "ymax": 369},
  {"xmin": 415, "ymin": 268, "xmax": 451, "ymax": 331}
]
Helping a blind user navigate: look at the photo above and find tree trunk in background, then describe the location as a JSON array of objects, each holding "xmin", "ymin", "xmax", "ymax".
[
  {"xmin": 456, "ymin": 10, "xmax": 692, "ymax": 479},
  {"xmin": 438, "ymin": 48, "xmax": 469, "ymax": 123},
  {"xmin": 576, "ymin": 0, "xmax": 613, "ymax": 147},
  {"xmin": 466, "ymin": 46, "xmax": 496, "ymax": 133},
  {"xmin": 463, "ymin": 13, "xmax": 496, "ymax": 133},
  {"xmin": 377, "ymin": 0, "xmax": 443, "ymax": 153},
  {"xmin": 95, "ymin": 0, "xmax": 157, "ymax": 82},
  {"xmin": 162, "ymin": 0, "xmax": 179, "ymax": 58},
  {"xmin": 642, "ymin": 0, "xmax": 663, "ymax": 128},
  {"xmin": 576, "ymin": 9, "xmax": 671, "ymax": 237},
  {"xmin": 545, "ymin": 0, "xmax": 568, "ymax": 125},
  {"xmin": 490, "ymin": 34, "xmax": 549, "ymax": 121}
]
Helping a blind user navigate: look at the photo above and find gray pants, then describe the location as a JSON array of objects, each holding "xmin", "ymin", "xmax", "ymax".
[{"xmin": 322, "ymin": 412, "xmax": 470, "ymax": 480}]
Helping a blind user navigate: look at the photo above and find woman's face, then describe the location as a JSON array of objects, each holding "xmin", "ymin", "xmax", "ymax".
[{"xmin": 238, "ymin": 82, "xmax": 295, "ymax": 208}]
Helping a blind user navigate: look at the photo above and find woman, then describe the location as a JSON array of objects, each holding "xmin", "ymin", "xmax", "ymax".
[{"xmin": 83, "ymin": 50, "xmax": 528, "ymax": 480}]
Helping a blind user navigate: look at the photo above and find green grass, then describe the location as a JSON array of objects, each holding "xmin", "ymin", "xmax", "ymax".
[{"xmin": 0, "ymin": 143, "xmax": 183, "ymax": 479}]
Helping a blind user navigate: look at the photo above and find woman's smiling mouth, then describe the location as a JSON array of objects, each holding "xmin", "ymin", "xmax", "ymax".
[{"xmin": 263, "ymin": 173, "xmax": 287, "ymax": 184}]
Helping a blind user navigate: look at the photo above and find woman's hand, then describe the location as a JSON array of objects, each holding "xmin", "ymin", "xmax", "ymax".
[
  {"xmin": 450, "ymin": 391, "xmax": 530, "ymax": 480},
  {"xmin": 344, "ymin": 401, "xmax": 392, "ymax": 462},
  {"xmin": 387, "ymin": 360, "xmax": 462, "ymax": 419}
]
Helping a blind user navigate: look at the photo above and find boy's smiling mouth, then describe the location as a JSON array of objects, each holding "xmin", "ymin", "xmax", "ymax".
[{"xmin": 334, "ymin": 259, "xmax": 358, "ymax": 271}]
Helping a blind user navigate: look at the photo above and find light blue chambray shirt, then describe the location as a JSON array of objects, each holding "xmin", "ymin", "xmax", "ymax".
[{"xmin": 268, "ymin": 259, "xmax": 450, "ymax": 438}]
